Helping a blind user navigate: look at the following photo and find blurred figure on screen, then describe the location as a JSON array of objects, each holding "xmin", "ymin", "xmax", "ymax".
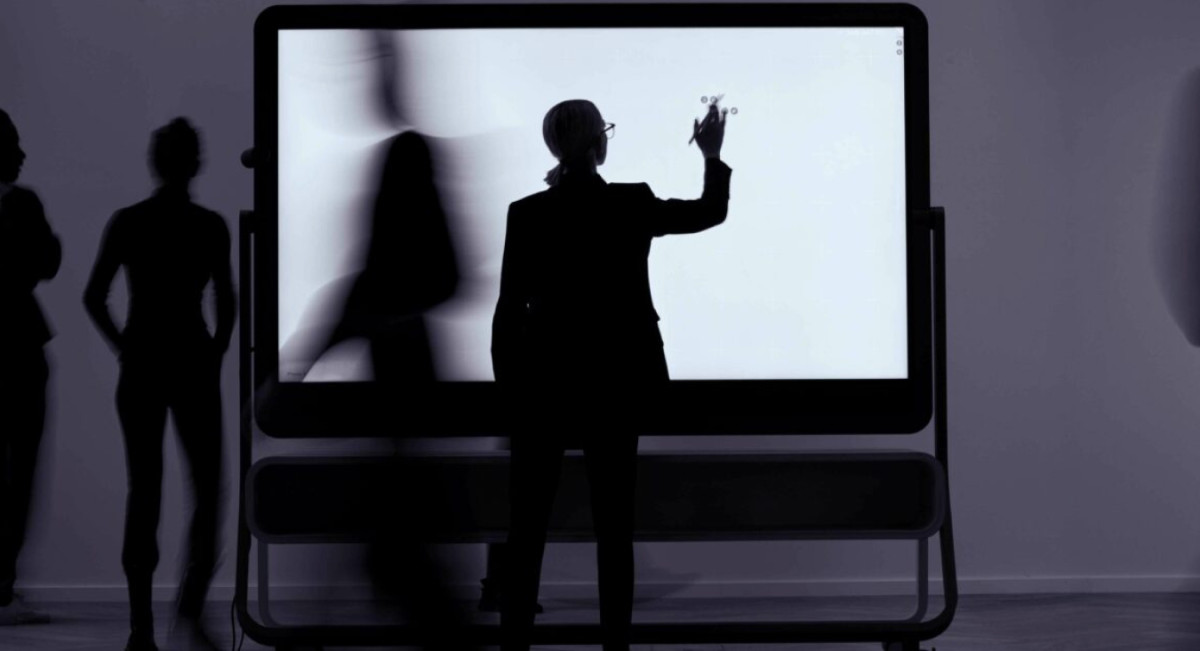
[
  {"xmin": 357, "ymin": 126, "xmax": 472, "ymax": 650},
  {"xmin": 272, "ymin": 31, "xmax": 473, "ymax": 650},
  {"xmin": 0, "ymin": 108, "xmax": 59, "ymax": 626},
  {"xmin": 321, "ymin": 128, "xmax": 458, "ymax": 382},
  {"xmin": 84, "ymin": 118, "xmax": 235, "ymax": 651},
  {"xmin": 278, "ymin": 31, "xmax": 459, "ymax": 383},
  {"xmin": 492, "ymin": 99, "xmax": 731, "ymax": 651}
]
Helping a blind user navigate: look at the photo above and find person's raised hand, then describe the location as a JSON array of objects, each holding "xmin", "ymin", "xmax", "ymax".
[{"xmin": 693, "ymin": 103, "xmax": 726, "ymax": 160}]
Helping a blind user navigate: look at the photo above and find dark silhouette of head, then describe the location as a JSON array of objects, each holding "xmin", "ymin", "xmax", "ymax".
[
  {"xmin": 149, "ymin": 117, "xmax": 202, "ymax": 187},
  {"xmin": 543, "ymin": 99, "xmax": 607, "ymax": 186},
  {"xmin": 0, "ymin": 109, "xmax": 26, "ymax": 184}
]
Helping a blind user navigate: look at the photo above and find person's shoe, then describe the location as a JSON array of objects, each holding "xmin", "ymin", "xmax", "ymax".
[
  {"xmin": 0, "ymin": 594, "xmax": 50, "ymax": 625},
  {"xmin": 478, "ymin": 577, "xmax": 502, "ymax": 612},
  {"xmin": 478, "ymin": 578, "xmax": 543, "ymax": 614},
  {"xmin": 124, "ymin": 628, "xmax": 158, "ymax": 651},
  {"xmin": 168, "ymin": 616, "xmax": 219, "ymax": 651}
]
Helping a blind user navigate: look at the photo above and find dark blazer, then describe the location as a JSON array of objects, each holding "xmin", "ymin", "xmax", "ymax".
[
  {"xmin": 491, "ymin": 158, "xmax": 732, "ymax": 387},
  {"xmin": 0, "ymin": 185, "xmax": 61, "ymax": 349}
]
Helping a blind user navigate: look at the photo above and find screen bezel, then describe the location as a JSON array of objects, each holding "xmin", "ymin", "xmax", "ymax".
[{"xmin": 253, "ymin": 3, "xmax": 932, "ymax": 437}]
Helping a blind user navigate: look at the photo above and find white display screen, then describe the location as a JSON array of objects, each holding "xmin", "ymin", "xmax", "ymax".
[{"xmin": 277, "ymin": 27, "xmax": 908, "ymax": 383}]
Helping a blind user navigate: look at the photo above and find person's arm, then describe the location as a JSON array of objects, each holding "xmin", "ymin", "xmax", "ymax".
[
  {"xmin": 24, "ymin": 191, "xmax": 61, "ymax": 284},
  {"xmin": 1, "ymin": 189, "xmax": 61, "ymax": 291},
  {"xmin": 643, "ymin": 159, "xmax": 732, "ymax": 236},
  {"xmin": 83, "ymin": 212, "xmax": 126, "ymax": 355},
  {"xmin": 211, "ymin": 214, "xmax": 237, "ymax": 356},
  {"xmin": 491, "ymin": 204, "xmax": 530, "ymax": 383},
  {"xmin": 646, "ymin": 103, "xmax": 732, "ymax": 236}
]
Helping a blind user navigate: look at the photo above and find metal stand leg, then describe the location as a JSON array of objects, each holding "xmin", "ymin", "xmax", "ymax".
[
  {"xmin": 908, "ymin": 538, "xmax": 929, "ymax": 622},
  {"xmin": 258, "ymin": 540, "xmax": 280, "ymax": 627}
]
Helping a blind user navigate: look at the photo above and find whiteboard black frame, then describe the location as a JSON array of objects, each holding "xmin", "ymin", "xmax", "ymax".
[{"xmin": 252, "ymin": 3, "xmax": 933, "ymax": 436}]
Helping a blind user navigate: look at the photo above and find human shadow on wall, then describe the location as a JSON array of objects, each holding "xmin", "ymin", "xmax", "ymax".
[
  {"xmin": 1153, "ymin": 68, "xmax": 1200, "ymax": 344},
  {"xmin": 1152, "ymin": 67, "xmax": 1200, "ymax": 651}
]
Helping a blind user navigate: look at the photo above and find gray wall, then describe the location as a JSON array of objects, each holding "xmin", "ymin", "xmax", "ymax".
[{"xmin": 5, "ymin": 0, "xmax": 1200, "ymax": 600}]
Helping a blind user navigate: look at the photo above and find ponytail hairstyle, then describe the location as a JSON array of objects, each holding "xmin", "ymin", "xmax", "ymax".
[
  {"xmin": 0, "ymin": 108, "xmax": 15, "ymax": 149},
  {"xmin": 542, "ymin": 99, "xmax": 605, "ymax": 186},
  {"xmin": 0, "ymin": 109, "xmax": 20, "ymax": 184}
]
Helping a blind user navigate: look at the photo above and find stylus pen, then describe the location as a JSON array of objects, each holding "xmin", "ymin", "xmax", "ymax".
[{"xmin": 689, "ymin": 107, "xmax": 726, "ymax": 145}]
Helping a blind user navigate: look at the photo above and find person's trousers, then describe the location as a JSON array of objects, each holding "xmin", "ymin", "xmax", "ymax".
[
  {"xmin": 0, "ymin": 348, "xmax": 48, "ymax": 605},
  {"xmin": 116, "ymin": 357, "xmax": 222, "ymax": 630},
  {"xmin": 367, "ymin": 458, "xmax": 475, "ymax": 651},
  {"xmin": 501, "ymin": 432, "xmax": 639, "ymax": 651}
]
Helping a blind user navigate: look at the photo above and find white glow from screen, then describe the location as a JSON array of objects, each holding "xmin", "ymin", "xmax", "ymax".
[{"xmin": 278, "ymin": 27, "xmax": 907, "ymax": 381}]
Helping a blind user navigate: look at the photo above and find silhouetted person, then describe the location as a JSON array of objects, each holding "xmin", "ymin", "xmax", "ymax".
[
  {"xmin": 84, "ymin": 118, "xmax": 234, "ymax": 651},
  {"xmin": 278, "ymin": 30, "xmax": 457, "ymax": 384},
  {"xmin": 270, "ymin": 31, "xmax": 472, "ymax": 650},
  {"xmin": 0, "ymin": 108, "xmax": 59, "ymax": 626},
  {"xmin": 285, "ymin": 129, "xmax": 458, "ymax": 382},
  {"xmin": 492, "ymin": 99, "xmax": 731, "ymax": 651},
  {"xmin": 479, "ymin": 537, "xmax": 542, "ymax": 613},
  {"xmin": 355, "ymin": 128, "xmax": 474, "ymax": 650}
]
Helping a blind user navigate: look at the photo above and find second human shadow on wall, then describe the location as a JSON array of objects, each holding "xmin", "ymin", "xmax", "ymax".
[{"xmin": 1152, "ymin": 67, "xmax": 1200, "ymax": 344}]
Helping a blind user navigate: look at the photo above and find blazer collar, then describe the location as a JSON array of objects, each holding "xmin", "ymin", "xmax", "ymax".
[{"xmin": 557, "ymin": 171, "xmax": 607, "ymax": 190}]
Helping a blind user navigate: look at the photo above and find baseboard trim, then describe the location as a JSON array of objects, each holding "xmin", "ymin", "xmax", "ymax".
[{"xmin": 19, "ymin": 575, "xmax": 1200, "ymax": 603}]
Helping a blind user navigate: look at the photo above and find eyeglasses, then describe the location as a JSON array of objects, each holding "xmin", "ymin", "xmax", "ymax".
[{"xmin": 602, "ymin": 123, "xmax": 615, "ymax": 140}]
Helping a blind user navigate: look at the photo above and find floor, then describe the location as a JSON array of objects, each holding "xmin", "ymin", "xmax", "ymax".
[{"xmin": 3, "ymin": 593, "xmax": 1199, "ymax": 651}]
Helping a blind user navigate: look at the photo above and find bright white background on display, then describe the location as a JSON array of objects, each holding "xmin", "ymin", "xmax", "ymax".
[{"xmin": 277, "ymin": 27, "xmax": 908, "ymax": 381}]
